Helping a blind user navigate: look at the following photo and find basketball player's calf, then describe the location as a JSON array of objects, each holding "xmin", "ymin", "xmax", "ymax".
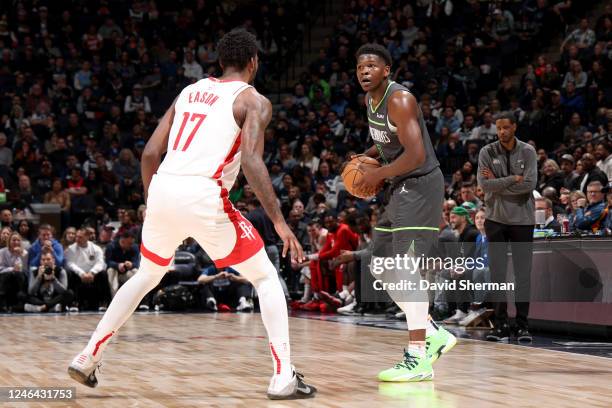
[
  {"xmin": 372, "ymin": 233, "xmax": 456, "ymax": 382},
  {"xmin": 230, "ymin": 248, "xmax": 316, "ymax": 400},
  {"xmin": 68, "ymin": 256, "xmax": 168, "ymax": 387}
]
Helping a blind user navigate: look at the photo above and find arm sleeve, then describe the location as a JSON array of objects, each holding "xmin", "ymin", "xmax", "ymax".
[
  {"xmin": 319, "ymin": 229, "xmax": 350, "ymax": 261},
  {"xmin": 28, "ymin": 271, "xmax": 41, "ymax": 296},
  {"xmin": 576, "ymin": 72, "xmax": 587, "ymax": 88},
  {"xmin": 105, "ymin": 246, "xmax": 118, "ymax": 270},
  {"xmin": 59, "ymin": 269, "xmax": 68, "ymax": 289},
  {"xmin": 53, "ymin": 241, "xmax": 65, "ymax": 267},
  {"xmin": 91, "ymin": 245, "xmax": 106, "ymax": 274},
  {"xmin": 477, "ymin": 148, "xmax": 516, "ymax": 193},
  {"xmin": 314, "ymin": 234, "xmax": 333, "ymax": 260},
  {"xmin": 56, "ymin": 269, "xmax": 68, "ymax": 290},
  {"xmin": 66, "ymin": 247, "xmax": 86, "ymax": 277},
  {"xmin": 575, "ymin": 206, "xmax": 605, "ymax": 230},
  {"xmin": 353, "ymin": 247, "xmax": 370, "ymax": 259},
  {"xmin": 562, "ymin": 73, "xmax": 570, "ymax": 88},
  {"xmin": 28, "ymin": 243, "xmax": 41, "ymax": 268},
  {"xmin": 124, "ymin": 96, "xmax": 133, "ymax": 113},
  {"xmin": 0, "ymin": 250, "xmax": 12, "ymax": 273},
  {"xmin": 500, "ymin": 148, "xmax": 538, "ymax": 195},
  {"xmin": 131, "ymin": 246, "xmax": 140, "ymax": 268}
]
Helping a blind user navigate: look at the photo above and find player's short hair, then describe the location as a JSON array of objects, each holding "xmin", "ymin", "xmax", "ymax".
[
  {"xmin": 355, "ymin": 43, "xmax": 392, "ymax": 66},
  {"xmin": 217, "ymin": 28, "xmax": 258, "ymax": 71},
  {"xmin": 493, "ymin": 111, "xmax": 517, "ymax": 124}
]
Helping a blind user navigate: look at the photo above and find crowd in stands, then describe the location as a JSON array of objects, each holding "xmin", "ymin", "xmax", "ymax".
[{"xmin": 0, "ymin": 1, "xmax": 610, "ymax": 317}]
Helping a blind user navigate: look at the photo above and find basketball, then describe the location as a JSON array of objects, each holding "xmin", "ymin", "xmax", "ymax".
[{"xmin": 341, "ymin": 156, "xmax": 383, "ymax": 198}]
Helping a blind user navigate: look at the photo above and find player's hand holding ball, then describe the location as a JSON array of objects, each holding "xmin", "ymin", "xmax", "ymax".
[{"xmin": 341, "ymin": 155, "xmax": 384, "ymax": 198}]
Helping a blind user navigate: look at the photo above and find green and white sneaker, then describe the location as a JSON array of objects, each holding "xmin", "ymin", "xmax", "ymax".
[
  {"xmin": 426, "ymin": 326, "xmax": 457, "ymax": 364},
  {"xmin": 377, "ymin": 351, "xmax": 434, "ymax": 382}
]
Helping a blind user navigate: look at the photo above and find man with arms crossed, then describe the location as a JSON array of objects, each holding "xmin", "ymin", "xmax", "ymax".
[{"xmin": 478, "ymin": 112, "xmax": 537, "ymax": 343}]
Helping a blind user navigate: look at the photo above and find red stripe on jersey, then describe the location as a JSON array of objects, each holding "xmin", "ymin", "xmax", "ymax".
[
  {"xmin": 93, "ymin": 331, "xmax": 115, "ymax": 356},
  {"xmin": 212, "ymin": 131, "xmax": 241, "ymax": 180},
  {"xmin": 210, "ymin": 129, "xmax": 262, "ymax": 267},
  {"xmin": 140, "ymin": 243, "xmax": 173, "ymax": 266}
]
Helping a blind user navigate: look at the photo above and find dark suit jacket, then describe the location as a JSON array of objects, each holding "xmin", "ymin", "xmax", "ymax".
[
  {"xmin": 544, "ymin": 219, "xmax": 562, "ymax": 233},
  {"xmin": 577, "ymin": 168, "xmax": 608, "ymax": 193}
]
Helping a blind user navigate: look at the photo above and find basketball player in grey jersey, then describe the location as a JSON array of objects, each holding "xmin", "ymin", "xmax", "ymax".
[{"xmin": 354, "ymin": 44, "xmax": 456, "ymax": 382}]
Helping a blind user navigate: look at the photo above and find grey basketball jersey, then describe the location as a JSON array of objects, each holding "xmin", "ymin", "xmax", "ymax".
[{"xmin": 366, "ymin": 81, "xmax": 439, "ymax": 182}]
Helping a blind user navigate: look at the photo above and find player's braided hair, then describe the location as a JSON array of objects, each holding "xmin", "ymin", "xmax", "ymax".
[
  {"xmin": 355, "ymin": 43, "xmax": 392, "ymax": 66},
  {"xmin": 217, "ymin": 28, "xmax": 258, "ymax": 71}
]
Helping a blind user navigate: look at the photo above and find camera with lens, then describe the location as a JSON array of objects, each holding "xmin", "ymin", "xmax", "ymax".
[{"xmin": 43, "ymin": 266, "xmax": 60, "ymax": 277}]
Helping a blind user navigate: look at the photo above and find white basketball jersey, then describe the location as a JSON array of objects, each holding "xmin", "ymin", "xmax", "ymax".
[{"xmin": 157, "ymin": 77, "xmax": 252, "ymax": 190}]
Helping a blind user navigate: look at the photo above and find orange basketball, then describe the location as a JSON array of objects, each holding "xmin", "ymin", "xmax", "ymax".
[{"xmin": 341, "ymin": 156, "xmax": 383, "ymax": 199}]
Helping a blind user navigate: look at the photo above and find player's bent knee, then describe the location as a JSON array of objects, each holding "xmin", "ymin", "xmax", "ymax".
[
  {"xmin": 232, "ymin": 248, "xmax": 278, "ymax": 285},
  {"xmin": 139, "ymin": 257, "xmax": 170, "ymax": 280}
]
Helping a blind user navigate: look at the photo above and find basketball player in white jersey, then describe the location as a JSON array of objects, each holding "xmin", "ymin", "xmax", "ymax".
[{"xmin": 68, "ymin": 29, "xmax": 316, "ymax": 400}]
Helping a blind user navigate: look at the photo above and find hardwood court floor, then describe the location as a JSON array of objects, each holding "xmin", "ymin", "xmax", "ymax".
[{"xmin": 1, "ymin": 313, "xmax": 611, "ymax": 408}]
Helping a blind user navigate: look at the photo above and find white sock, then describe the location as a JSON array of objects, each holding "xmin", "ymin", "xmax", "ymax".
[
  {"xmin": 426, "ymin": 315, "xmax": 439, "ymax": 337},
  {"xmin": 83, "ymin": 258, "xmax": 167, "ymax": 360},
  {"xmin": 232, "ymin": 249, "xmax": 292, "ymax": 382},
  {"xmin": 269, "ymin": 339, "xmax": 291, "ymax": 378},
  {"xmin": 408, "ymin": 341, "xmax": 426, "ymax": 358},
  {"xmin": 339, "ymin": 288, "xmax": 350, "ymax": 300},
  {"xmin": 301, "ymin": 283, "xmax": 311, "ymax": 302},
  {"xmin": 396, "ymin": 302, "xmax": 428, "ymax": 331}
]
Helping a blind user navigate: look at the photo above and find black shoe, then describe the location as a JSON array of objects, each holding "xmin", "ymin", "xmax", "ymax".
[
  {"xmin": 267, "ymin": 370, "xmax": 317, "ymax": 400},
  {"xmin": 354, "ymin": 304, "xmax": 367, "ymax": 315},
  {"xmin": 67, "ymin": 364, "xmax": 99, "ymax": 388},
  {"xmin": 486, "ymin": 324, "xmax": 511, "ymax": 342},
  {"xmin": 385, "ymin": 304, "xmax": 400, "ymax": 315},
  {"xmin": 516, "ymin": 328, "xmax": 532, "ymax": 343}
]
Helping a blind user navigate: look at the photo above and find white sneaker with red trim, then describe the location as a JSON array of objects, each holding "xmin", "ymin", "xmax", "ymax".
[
  {"xmin": 267, "ymin": 365, "xmax": 317, "ymax": 400},
  {"xmin": 68, "ymin": 352, "xmax": 101, "ymax": 388}
]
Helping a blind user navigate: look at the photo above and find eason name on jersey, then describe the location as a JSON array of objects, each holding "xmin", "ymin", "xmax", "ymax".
[
  {"xmin": 188, "ymin": 91, "xmax": 220, "ymax": 106},
  {"xmin": 370, "ymin": 127, "xmax": 391, "ymax": 143}
]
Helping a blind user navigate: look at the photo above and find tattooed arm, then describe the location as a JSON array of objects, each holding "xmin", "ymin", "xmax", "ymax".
[
  {"xmin": 142, "ymin": 98, "xmax": 176, "ymax": 202},
  {"xmin": 234, "ymin": 88, "xmax": 304, "ymax": 261}
]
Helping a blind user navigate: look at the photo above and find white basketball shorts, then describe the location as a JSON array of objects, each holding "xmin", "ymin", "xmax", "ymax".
[{"xmin": 140, "ymin": 172, "xmax": 264, "ymax": 268}]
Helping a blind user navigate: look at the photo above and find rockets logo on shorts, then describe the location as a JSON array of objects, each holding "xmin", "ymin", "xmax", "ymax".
[{"xmin": 238, "ymin": 221, "xmax": 256, "ymax": 240}]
